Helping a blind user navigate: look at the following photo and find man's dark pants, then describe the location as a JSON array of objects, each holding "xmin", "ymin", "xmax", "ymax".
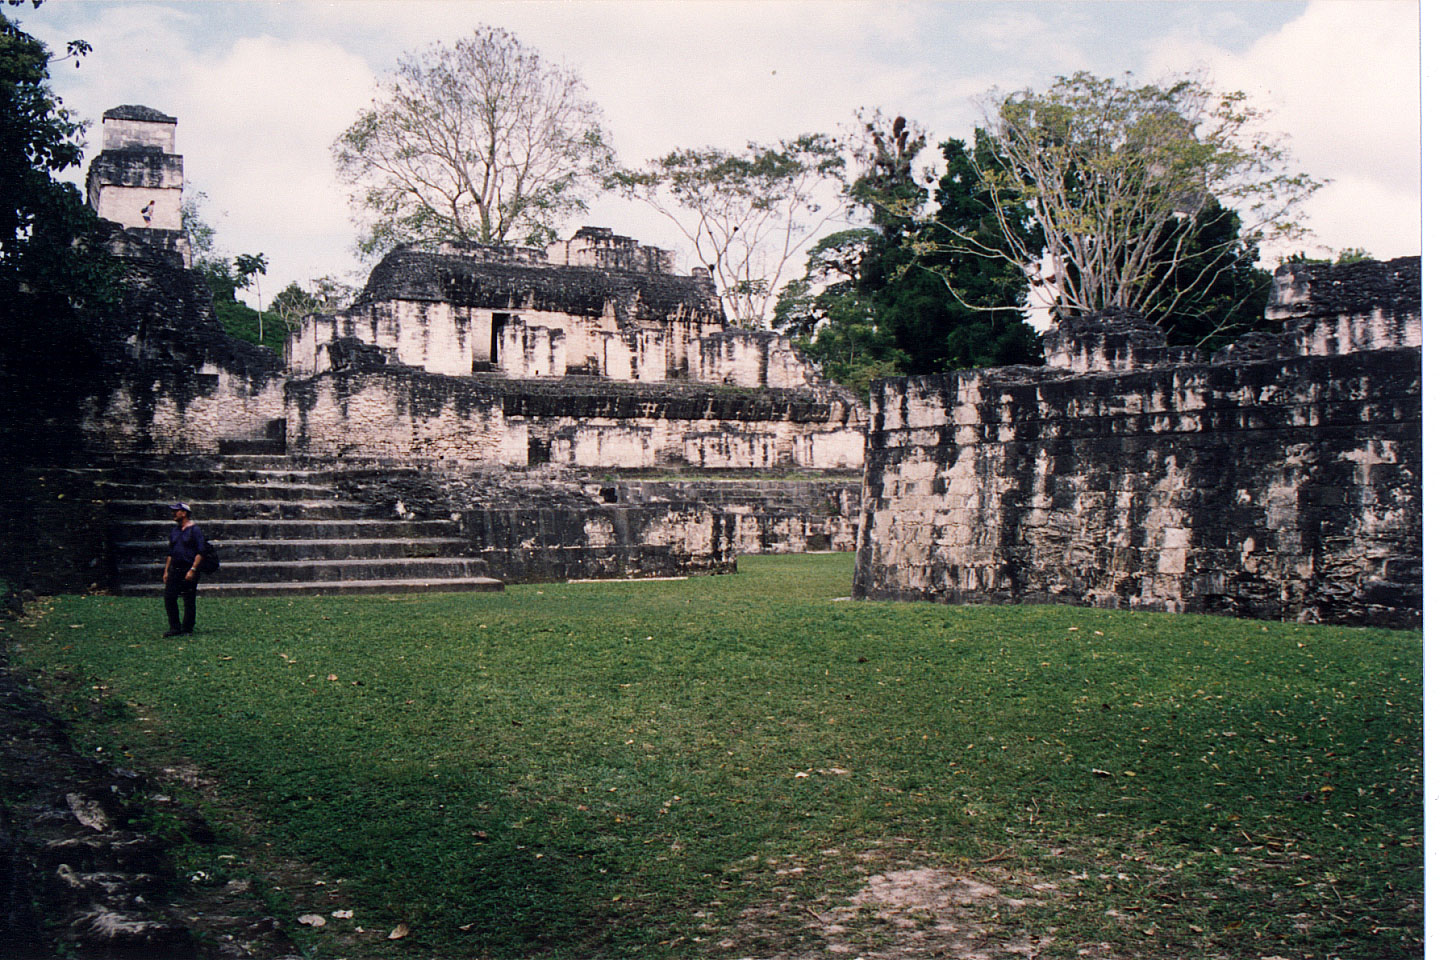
[{"xmin": 164, "ymin": 576, "xmax": 198, "ymax": 633}]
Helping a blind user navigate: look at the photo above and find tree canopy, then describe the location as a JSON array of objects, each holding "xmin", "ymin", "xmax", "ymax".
[
  {"xmin": 0, "ymin": 7, "xmax": 113, "ymax": 318},
  {"xmin": 0, "ymin": 7, "xmax": 118, "ymax": 457},
  {"xmin": 953, "ymin": 71, "xmax": 1319, "ymax": 332},
  {"xmin": 269, "ymin": 275, "xmax": 357, "ymax": 329},
  {"xmin": 775, "ymin": 115, "xmax": 1039, "ymax": 391},
  {"xmin": 334, "ymin": 25, "xmax": 614, "ymax": 256},
  {"xmin": 0, "ymin": 7, "xmax": 104, "ymax": 302},
  {"xmin": 609, "ymin": 134, "xmax": 846, "ymax": 327}
]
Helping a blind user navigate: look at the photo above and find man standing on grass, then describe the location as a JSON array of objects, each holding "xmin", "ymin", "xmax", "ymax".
[{"xmin": 162, "ymin": 502, "xmax": 206, "ymax": 637}]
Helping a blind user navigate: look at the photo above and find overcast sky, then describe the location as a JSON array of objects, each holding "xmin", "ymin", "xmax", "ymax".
[{"xmin": 20, "ymin": 1, "xmax": 1421, "ymax": 302}]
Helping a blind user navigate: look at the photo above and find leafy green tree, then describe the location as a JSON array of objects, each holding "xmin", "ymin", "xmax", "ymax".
[
  {"xmin": 269, "ymin": 281, "xmax": 316, "ymax": 323},
  {"xmin": 334, "ymin": 24, "xmax": 613, "ymax": 256},
  {"xmin": 957, "ymin": 71, "xmax": 1320, "ymax": 330},
  {"xmin": 883, "ymin": 133, "xmax": 1040, "ymax": 372},
  {"xmin": 233, "ymin": 251, "xmax": 269, "ymax": 342},
  {"xmin": 773, "ymin": 229, "xmax": 906, "ymax": 393},
  {"xmin": 195, "ymin": 255, "xmax": 284, "ymax": 355},
  {"xmin": 0, "ymin": 6, "xmax": 116, "ymax": 460},
  {"xmin": 1130, "ymin": 198, "xmax": 1274, "ymax": 351},
  {"xmin": 0, "ymin": 6, "xmax": 108, "ymax": 310},
  {"xmin": 180, "ymin": 190, "xmax": 217, "ymax": 260},
  {"xmin": 269, "ymin": 275, "xmax": 357, "ymax": 329},
  {"xmin": 610, "ymin": 134, "xmax": 846, "ymax": 326},
  {"xmin": 777, "ymin": 116, "xmax": 1039, "ymax": 390},
  {"xmin": 179, "ymin": 192, "xmax": 287, "ymax": 352}
]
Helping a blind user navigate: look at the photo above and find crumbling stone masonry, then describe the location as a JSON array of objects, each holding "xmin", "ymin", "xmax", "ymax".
[
  {"xmin": 853, "ymin": 258, "xmax": 1421, "ymax": 627},
  {"xmin": 287, "ymin": 226, "xmax": 827, "ymax": 390},
  {"xmin": 85, "ymin": 105, "xmax": 191, "ymax": 267},
  {"xmin": 0, "ymin": 107, "xmax": 866, "ymax": 595}
]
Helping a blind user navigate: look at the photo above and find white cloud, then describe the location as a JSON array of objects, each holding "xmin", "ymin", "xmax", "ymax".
[
  {"xmin": 27, "ymin": 0, "xmax": 1420, "ymax": 300},
  {"xmin": 176, "ymin": 36, "xmax": 375, "ymax": 283},
  {"xmin": 1145, "ymin": 0, "xmax": 1420, "ymax": 260}
]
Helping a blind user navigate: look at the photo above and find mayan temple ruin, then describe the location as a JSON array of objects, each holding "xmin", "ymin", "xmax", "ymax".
[
  {"xmin": 0, "ymin": 105, "xmax": 1421, "ymax": 627},
  {"xmin": 1, "ymin": 108, "xmax": 868, "ymax": 598}
]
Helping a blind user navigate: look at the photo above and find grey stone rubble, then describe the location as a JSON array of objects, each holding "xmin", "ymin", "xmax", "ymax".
[{"xmin": 854, "ymin": 257, "xmax": 1421, "ymax": 627}]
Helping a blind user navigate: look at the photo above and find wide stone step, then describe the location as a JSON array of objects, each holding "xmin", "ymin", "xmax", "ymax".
[
  {"xmin": 93, "ymin": 481, "xmax": 339, "ymax": 502},
  {"xmin": 106, "ymin": 499, "xmax": 372, "ymax": 521},
  {"xmin": 113, "ymin": 537, "xmax": 470, "ymax": 564},
  {"xmin": 113, "ymin": 518, "xmax": 460, "ymax": 541},
  {"xmin": 118, "ymin": 556, "xmax": 491, "ymax": 585},
  {"xmin": 56, "ymin": 463, "xmax": 424, "ymax": 486},
  {"xmin": 119, "ymin": 575, "xmax": 504, "ymax": 597}
]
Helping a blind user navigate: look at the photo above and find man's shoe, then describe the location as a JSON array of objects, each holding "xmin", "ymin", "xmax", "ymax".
[{"xmin": 163, "ymin": 629, "xmax": 183, "ymax": 637}]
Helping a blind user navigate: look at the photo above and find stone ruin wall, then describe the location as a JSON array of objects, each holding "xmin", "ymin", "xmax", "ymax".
[
  {"xmin": 63, "ymin": 218, "xmax": 865, "ymax": 474},
  {"xmin": 283, "ymin": 371, "xmax": 864, "ymax": 471},
  {"xmin": 594, "ymin": 479, "xmax": 862, "ymax": 554},
  {"xmin": 286, "ymin": 230, "xmax": 829, "ymax": 392},
  {"xmin": 853, "ymin": 258, "xmax": 1421, "ymax": 627},
  {"xmin": 11, "ymin": 222, "xmax": 862, "ymax": 596},
  {"xmin": 376, "ymin": 471, "xmax": 744, "ymax": 583},
  {"xmin": 457, "ymin": 503, "xmax": 739, "ymax": 582}
]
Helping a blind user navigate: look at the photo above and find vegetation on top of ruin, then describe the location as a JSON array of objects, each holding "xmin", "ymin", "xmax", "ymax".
[
  {"xmin": 8, "ymin": 554, "xmax": 1420, "ymax": 959},
  {"xmin": 334, "ymin": 24, "xmax": 614, "ymax": 257},
  {"xmin": 185, "ymin": 190, "xmax": 354, "ymax": 355},
  {"xmin": 776, "ymin": 74, "xmax": 1313, "ymax": 392},
  {"xmin": 773, "ymin": 116, "xmax": 1046, "ymax": 392},
  {"xmin": 607, "ymin": 134, "xmax": 848, "ymax": 328},
  {"xmin": 950, "ymin": 71, "xmax": 1320, "ymax": 337},
  {"xmin": 314, "ymin": 19, "xmax": 1330, "ymax": 386}
]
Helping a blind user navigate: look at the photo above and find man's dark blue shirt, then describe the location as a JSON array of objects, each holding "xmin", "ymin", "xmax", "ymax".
[{"xmin": 169, "ymin": 524, "xmax": 207, "ymax": 568}]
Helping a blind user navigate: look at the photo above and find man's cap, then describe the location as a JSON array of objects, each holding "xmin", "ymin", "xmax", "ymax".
[{"xmin": 169, "ymin": 502, "xmax": 190, "ymax": 513}]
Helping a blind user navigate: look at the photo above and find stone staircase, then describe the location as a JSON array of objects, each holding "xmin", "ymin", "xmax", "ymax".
[{"xmin": 101, "ymin": 456, "xmax": 502, "ymax": 597}]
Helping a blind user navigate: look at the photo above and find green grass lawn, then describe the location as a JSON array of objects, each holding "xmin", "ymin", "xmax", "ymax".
[{"xmin": 6, "ymin": 554, "xmax": 1421, "ymax": 958}]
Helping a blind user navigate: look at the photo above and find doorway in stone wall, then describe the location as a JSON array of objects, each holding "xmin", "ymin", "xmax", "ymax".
[{"xmin": 491, "ymin": 313, "xmax": 510, "ymax": 364}]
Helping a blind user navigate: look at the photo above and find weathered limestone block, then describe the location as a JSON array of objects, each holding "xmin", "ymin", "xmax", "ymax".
[
  {"xmin": 696, "ymin": 329, "xmax": 823, "ymax": 389},
  {"xmin": 855, "ymin": 258, "xmax": 1421, "ymax": 627},
  {"xmin": 286, "ymin": 371, "xmax": 522, "ymax": 464},
  {"xmin": 1043, "ymin": 309, "xmax": 1198, "ymax": 373},
  {"xmin": 279, "ymin": 369, "xmax": 864, "ymax": 471},
  {"xmin": 454, "ymin": 502, "xmax": 737, "ymax": 582},
  {"xmin": 1269, "ymin": 257, "xmax": 1421, "ymax": 355}
]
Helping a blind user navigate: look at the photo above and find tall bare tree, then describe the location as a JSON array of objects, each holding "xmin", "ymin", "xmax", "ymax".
[
  {"xmin": 334, "ymin": 25, "xmax": 614, "ymax": 256},
  {"xmin": 945, "ymin": 72, "xmax": 1322, "ymax": 325},
  {"xmin": 609, "ymin": 135, "xmax": 846, "ymax": 327}
]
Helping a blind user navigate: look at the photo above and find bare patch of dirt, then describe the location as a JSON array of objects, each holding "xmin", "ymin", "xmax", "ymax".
[
  {"xmin": 713, "ymin": 844, "xmax": 1073, "ymax": 960},
  {"xmin": 813, "ymin": 867, "xmax": 1049, "ymax": 959}
]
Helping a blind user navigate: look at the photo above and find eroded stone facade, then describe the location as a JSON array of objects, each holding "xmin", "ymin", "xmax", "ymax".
[
  {"xmin": 854, "ymin": 258, "xmax": 1421, "ymax": 627},
  {"xmin": 0, "ymin": 108, "xmax": 868, "ymax": 594},
  {"xmin": 85, "ymin": 105, "xmax": 191, "ymax": 267},
  {"xmin": 287, "ymin": 226, "xmax": 827, "ymax": 391}
]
